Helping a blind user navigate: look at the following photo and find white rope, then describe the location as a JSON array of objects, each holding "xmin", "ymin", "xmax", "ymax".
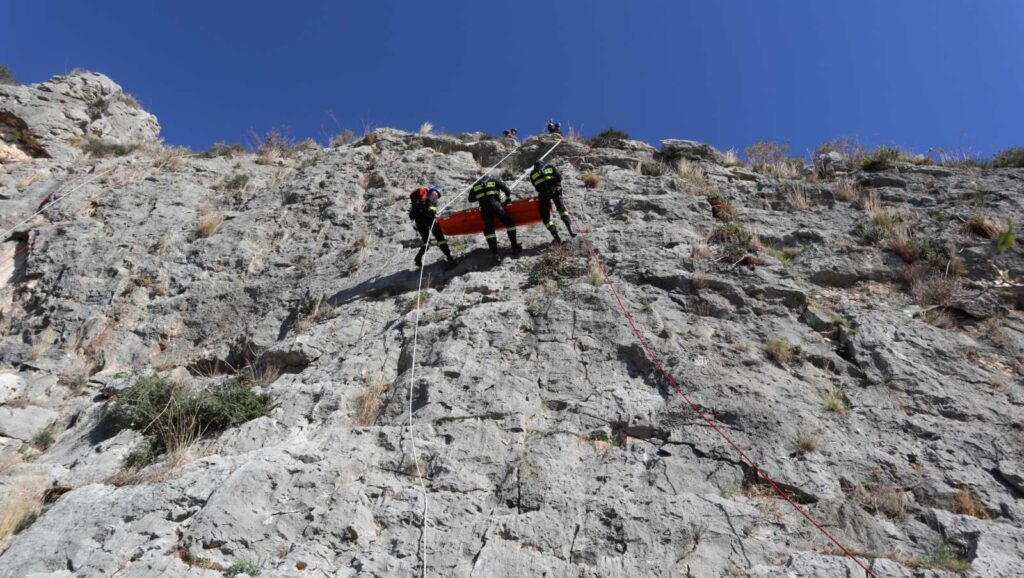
[
  {"xmin": 0, "ymin": 166, "xmax": 114, "ymax": 241},
  {"xmin": 403, "ymin": 138, "xmax": 543, "ymax": 578}
]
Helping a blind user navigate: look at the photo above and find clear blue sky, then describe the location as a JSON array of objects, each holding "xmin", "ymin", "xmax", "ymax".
[{"xmin": 4, "ymin": 1, "xmax": 1023, "ymax": 158}]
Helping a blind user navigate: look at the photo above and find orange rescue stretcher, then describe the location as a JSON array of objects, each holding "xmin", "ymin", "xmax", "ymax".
[{"xmin": 436, "ymin": 198, "xmax": 543, "ymax": 236}]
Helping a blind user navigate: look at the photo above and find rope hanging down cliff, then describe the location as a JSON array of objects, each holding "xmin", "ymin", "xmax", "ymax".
[
  {"xmin": 559, "ymin": 150, "xmax": 880, "ymax": 578},
  {"xmin": 403, "ymin": 136, "xmax": 561, "ymax": 577}
]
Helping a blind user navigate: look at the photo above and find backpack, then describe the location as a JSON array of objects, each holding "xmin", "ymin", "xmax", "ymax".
[{"xmin": 409, "ymin": 187, "xmax": 429, "ymax": 217}]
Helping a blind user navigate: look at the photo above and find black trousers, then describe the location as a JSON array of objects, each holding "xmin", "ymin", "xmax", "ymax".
[
  {"xmin": 538, "ymin": 187, "xmax": 572, "ymax": 237},
  {"xmin": 414, "ymin": 215, "xmax": 451, "ymax": 259},
  {"xmin": 479, "ymin": 198, "xmax": 518, "ymax": 253}
]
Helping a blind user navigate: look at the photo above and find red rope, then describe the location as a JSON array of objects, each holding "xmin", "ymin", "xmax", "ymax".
[{"xmin": 561, "ymin": 149, "xmax": 878, "ymax": 578}]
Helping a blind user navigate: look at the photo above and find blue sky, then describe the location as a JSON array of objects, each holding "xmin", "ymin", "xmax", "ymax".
[{"xmin": 4, "ymin": 1, "xmax": 1023, "ymax": 158}]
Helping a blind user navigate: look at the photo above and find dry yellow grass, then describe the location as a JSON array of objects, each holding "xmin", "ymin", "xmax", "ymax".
[
  {"xmin": 354, "ymin": 375, "xmax": 391, "ymax": 426},
  {"xmin": 951, "ymin": 490, "xmax": 989, "ymax": 519},
  {"xmin": 886, "ymin": 223, "xmax": 920, "ymax": 262},
  {"xmin": 834, "ymin": 177, "xmax": 857, "ymax": 201},
  {"xmin": 783, "ymin": 182, "xmax": 811, "ymax": 210},
  {"xmin": 824, "ymin": 385, "xmax": 848, "ymax": 415},
  {"xmin": 770, "ymin": 161, "xmax": 800, "ymax": 179},
  {"xmin": 587, "ymin": 260, "xmax": 607, "ymax": 286},
  {"xmin": 16, "ymin": 172, "xmax": 46, "ymax": 191},
  {"xmin": 721, "ymin": 149, "xmax": 741, "ymax": 167},
  {"xmin": 764, "ymin": 337, "xmax": 794, "ymax": 365},
  {"xmin": 793, "ymin": 431, "xmax": 820, "ymax": 454},
  {"xmin": 691, "ymin": 239, "xmax": 710, "ymax": 260},
  {"xmin": 196, "ymin": 211, "xmax": 224, "ymax": 238},
  {"xmin": 581, "ymin": 173, "xmax": 601, "ymax": 188},
  {"xmin": 0, "ymin": 476, "xmax": 47, "ymax": 545},
  {"xmin": 419, "ymin": 121, "xmax": 434, "ymax": 135},
  {"xmin": 29, "ymin": 328, "xmax": 57, "ymax": 361},
  {"xmin": 675, "ymin": 159, "xmax": 705, "ymax": 184}
]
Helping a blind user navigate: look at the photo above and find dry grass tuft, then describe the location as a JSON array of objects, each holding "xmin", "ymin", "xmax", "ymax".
[
  {"xmin": 922, "ymin": 309, "xmax": 956, "ymax": 329},
  {"xmin": 691, "ymin": 239, "xmax": 710, "ymax": 260},
  {"xmin": 722, "ymin": 149, "xmax": 741, "ymax": 167},
  {"xmin": 581, "ymin": 173, "xmax": 601, "ymax": 189},
  {"xmin": 354, "ymin": 375, "xmax": 391, "ymax": 426},
  {"xmin": 196, "ymin": 211, "xmax": 225, "ymax": 238},
  {"xmin": 419, "ymin": 121, "xmax": 434, "ymax": 135},
  {"xmin": 675, "ymin": 159, "xmax": 705, "ymax": 184},
  {"xmin": 963, "ymin": 215, "xmax": 998, "ymax": 239},
  {"xmin": 793, "ymin": 431, "xmax": 820, "ymax": 454},
  {"xmin": 849, "ymin": 477, "xmax": 906, "ymax": 518},
  {"xmin": 834, "ymin": 177, "xmax": 857, "ymax": 201},
  {"xmin": 770, "ymin": 161, "xmax": 801, "ymax": 179},
  {"xmin": 0, "ymin": 476, "xmax": 47, "ymax": 545},
  {"xmin": 29, "ymin": 328, "xmax": 57, "ymax": 361},
  {"xmin": 707, "ymin": 193, "xmax": 736, "ymax": 222},
  {"xmin": 951, "ymin": 489, "xmax": 990, "ymax": 519},
  {"xmin": 587, "ymin": 260, "xmax": 607, "ymax": 287},
  {"xmin": 783, "ymin": 182, "xmax": 811, "ymax": 210},
  {"xmin": 824, "ymin": 385, "xmax": 848, "ymax": 415},
  {"xmin": 886, "ymin": 223, "xmax": 921, "ymax": 262},
  {"xmin": 16, "ymin": 172, "xmax": 46, "ymax": 191},
  {"xmin": 764, "ymin": 337, "xmax": 794, "ymax": 365},
  {"xmin": 911, "ymin": 275, "xmax": 965, "ymax": 308}
]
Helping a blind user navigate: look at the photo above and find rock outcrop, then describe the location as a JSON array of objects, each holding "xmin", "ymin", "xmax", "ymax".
[
  {"xmin": 0, "ymin": 71, "xmax": 160, "ymax": 161},
  {"xmin": 0, "ymin": 75, "xmax": 1023, "ymax": 577}
]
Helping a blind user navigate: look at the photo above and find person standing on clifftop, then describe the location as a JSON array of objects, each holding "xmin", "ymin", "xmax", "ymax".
[
  {"xmin": 409, "ymin": 186, "xmax": 457, "ymax": 268},
  {"xmin": 529, "ymin": 160, "xmax": 576, "ymax": 244},
  {"xmin": 546, "ymin": 119, "xmax": 562, "ymax": 135},
  {"xmin": 468, "ymin": 175, "xmax": 522, "ymax": 264}
]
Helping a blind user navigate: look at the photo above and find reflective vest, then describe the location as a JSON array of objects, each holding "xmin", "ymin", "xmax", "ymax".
[
  {"xmin": 530, "ymin": 166, "xmax": 557, "ymax": 188},
  {"xmin": 471, "ymin": 180, "xmax": 502, "ymax": 202}
]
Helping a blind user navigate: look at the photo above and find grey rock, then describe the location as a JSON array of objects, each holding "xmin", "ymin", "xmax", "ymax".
[
  {"xmin": 0, "ymin": 71, "xmax": 160, "ymax": 161},
  {"xmin": 1, "ymin": 74, "xmax": 1023, "ymax": 577},
  {"xmin": 0, "ymin": 405, "xmax": 57, "ymax": 441},
  {"xmin": 999, "ymin": 460, "xmax": 1024, "ymax": 495},
  {"xmin": 657, "ymin": 139, "xmax": 724, "ymax": 164}
]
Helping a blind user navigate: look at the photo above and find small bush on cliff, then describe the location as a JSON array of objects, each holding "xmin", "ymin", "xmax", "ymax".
[
  {"xmin": 106, "ymin": 375, "xmax": 270, "ymax": 458},
  {"xmin": 83, "ymin": 138, "xmax": 139, "ymax": 158},
  {"xmin": 0, "ymin": 64, "xmax": 16, "ymax": 85},
  {"xmin": 590, "ymin": 128, "xmax": 630, "ymax": 148},
  {"xmin": 744, "ymin": 141, "xmax": 788, "ymax": 170},
  {"xmin": 860, "ymin": 146, "xmax": 900, "ymax": 171},
  {"xmin": 992, "ymin": 147, "xmax": 1024, "ymax": 168}
]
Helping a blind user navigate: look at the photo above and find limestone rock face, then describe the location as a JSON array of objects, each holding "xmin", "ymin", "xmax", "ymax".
[
  {"xmin": 0, "ymin": 71, "xmax": 160, "ymax": 161},
  {"xmin": 1, "ymin": 76, "xmax": 1023, "ymax": 577}
]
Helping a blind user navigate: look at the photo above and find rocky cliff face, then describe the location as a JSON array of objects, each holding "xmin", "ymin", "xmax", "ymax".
[{"xmin": 0, "ymin": 73, "xmax": 1023, "ymax": 578}]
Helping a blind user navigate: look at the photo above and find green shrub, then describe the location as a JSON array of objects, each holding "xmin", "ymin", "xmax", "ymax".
[
  {"xmin": 208, "ymin": 142, "xmax": 244, "ymax": 158},
  {"xmin": 106, "ymin": 375, "xmax": 270, "ymax": 456},
  {"xmin": 996, "ymin": 220, "xmax": 1016, "ymax": 255},
  {"xmin": 527, "ymin": 244, "xmax": 584, "ymax": 285},
  {"xmin": 0, "ymin": 64, "xmax": 16, "ymax": 85},
  {"xmin": 709, "ymin": 223, "xmax": 755, "ymax": 259},
  {"xmin": 764, "ymin": 337, "xmax": 795, "ymax": 365},
  {"xmin": 918, "ymin": 543, "xmax": 971, "ymax": 573},
  {"xmin": 123, "ymin": 438, "xmax": 157, "ymax": 470},
  {"xmin": 707, "ymin": 193, "xmax": 736, "ymax": 222},
  {"xmin": 860, "ymin": 146, "xmax": 900, "ymax": 171},
  {"xmin": 82, "ymin": 138, "xmax": 139, "ymax": 158},
  {"xmin": 195, "ymin": 377, "xmax": 272, "ymax": 430},
  {"xmin": 224, "ymin": 558, "xmax": 262, "ymax": 577},
  {"xmin": 223, "ymin": 174, "xmax": 250, "ymax": 192},
  {"xmin": 31, "ymin": 428, "xmax": 56, "ymax": 451},
  {"xmin": 590, "ymin": 128, "xmax": 630, "ymax": 148},
  {"xmin": 855, "ymin": 221, "xmax": 888, "ymax": 244},
  {"xmin": 991, "ymin": 147, "xmax": 1024, "ymax": 169}
]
